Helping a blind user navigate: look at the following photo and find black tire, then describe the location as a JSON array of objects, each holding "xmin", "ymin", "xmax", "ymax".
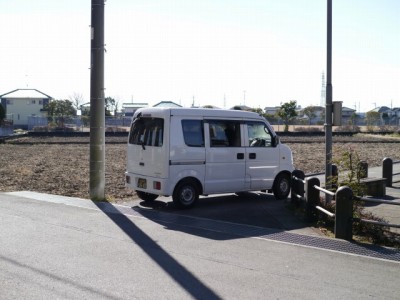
[
  {"xmin": 172, "ymin": 180, "xmax": 199, "ymax": 209},
  {"xmin": 272, "ymin": 173, "xmax": 291, "ymax": 200},
  {"xmin": 136, "ymin": 191, "xmax": 158, "ymax": 202}
]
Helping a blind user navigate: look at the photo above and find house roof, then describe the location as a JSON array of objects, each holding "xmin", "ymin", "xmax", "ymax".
[
  {"xmin": 342, "ymin": 106, "xmax": 356, "ymax": 112},
  {"xmin": 0, "ymin": 88, "xmax": 52, "ymax": 99},
  {"xmin": 122, "ymin": 102, "xmax": 148, "ymax": 108},
  {"xmin": 369, "ymin": 106, "xmax": 391, "ymax": 113},
  {"xmin": 153, "ymin": 101, "xmax": 182, "ymax": 108}
]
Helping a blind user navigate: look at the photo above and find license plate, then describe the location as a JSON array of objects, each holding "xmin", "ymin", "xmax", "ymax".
[{"xmin": 137, "ymin": 178, "xmax": 147, "ymax": 189}]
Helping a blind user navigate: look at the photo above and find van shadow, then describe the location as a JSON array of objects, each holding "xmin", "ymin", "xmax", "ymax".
[{"xmin": 131, "ymin": 192, "xmax": 310, "ymax": 239}]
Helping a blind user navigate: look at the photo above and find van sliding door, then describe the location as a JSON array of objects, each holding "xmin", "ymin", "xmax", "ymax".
[{"xmin": 204, "ymin": 120, "xmax": 246, "ymax": 194}]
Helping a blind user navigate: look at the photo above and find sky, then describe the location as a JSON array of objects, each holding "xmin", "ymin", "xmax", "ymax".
[{"xmin": 1, "ymin": 0, "xmax": 399, "ymax": 112}]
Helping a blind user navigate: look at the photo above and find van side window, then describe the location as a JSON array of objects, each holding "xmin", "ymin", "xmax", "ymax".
[
  {"xmin": 182, "ymin": 120, "xmax": 204, "ymax": 147},
  {"xmin": 247, "ymin": 121, "xmax": 272, "ymax": 147},
  {"xmin": 209, "ymin": 120, "xmax": 241, "ymax": 147},
  {"xmin": 129, "ymin": 117, "xmax": 164, "ymax": 147}
]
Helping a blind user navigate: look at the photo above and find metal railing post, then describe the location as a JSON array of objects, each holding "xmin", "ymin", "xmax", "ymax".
[
  {"xmin": 382, "ymin": 157, "xmax": 393, "ymax": 187},
  {"xmin": 335, "ymin": 186, "xmax": 353, "ymax": 241},
  {"xmin": 291, "ymin": 170, "xmax": 305, "ymax": 205},
  {"xmin": 305, "ymin": 177, "xmax": 320, "ymax": 222}
]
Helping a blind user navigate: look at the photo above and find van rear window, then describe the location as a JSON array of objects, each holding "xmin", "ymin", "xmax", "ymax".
[
  {"xmin": 182, "ymin": 120, "xmax": 204, "ymax": 147},
  {"xmin": 129, "ymin": 117, "xmax": 164, "ymax": 147}
]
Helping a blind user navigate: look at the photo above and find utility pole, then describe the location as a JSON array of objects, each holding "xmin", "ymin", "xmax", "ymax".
[
  {"xmin": 325, "ymin": 0, "xmax": 333, "ymax": 201},
  {"xmin": 90, "ymin": 0, "xmax": 105, "ymax": 200}
]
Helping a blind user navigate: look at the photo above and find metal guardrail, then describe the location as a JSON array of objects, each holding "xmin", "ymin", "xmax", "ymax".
[
  {"xmin": 354, "ymin": 195, "xmax": 400, "ymax": 229},
  {"xmin": 291, "ymin": 159, "xmax": 400, "ymax": 241}
]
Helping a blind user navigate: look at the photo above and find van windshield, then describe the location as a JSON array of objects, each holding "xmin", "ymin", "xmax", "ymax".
[{"xmin": 129, "ymin": 117, "xmax": 164, "ymax": 147}]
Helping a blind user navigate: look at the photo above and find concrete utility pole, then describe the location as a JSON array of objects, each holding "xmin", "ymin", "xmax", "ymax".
[
  {"xmin": 325, "ymin": 0, "xmax": 333, "ymax": 200},
  {"xmin": 90, "ymin": 0, "xmax": 105, "ymax": 200}
]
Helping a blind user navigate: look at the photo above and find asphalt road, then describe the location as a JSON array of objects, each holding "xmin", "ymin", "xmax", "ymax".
[{"xmin": 1, "ymin": 192, "xmax": 399, "ymax": 299}]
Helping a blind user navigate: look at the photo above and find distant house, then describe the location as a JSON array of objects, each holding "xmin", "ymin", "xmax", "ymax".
[
  {"xmin": 369, "ymin": 106, "xmax": 399, "ymax": 125},
  {"xmin": 392, "ymin": 108, "xmax": 400, "ymax": 125},
  {"xmin": 122, "ymin": 102, "xmax": 148, "ymax": 117},
  {"xmin": 264, "ymin": 106, "xmax": 280, "ymax": 115},
  {"xmin": 0, "ymin": 89, "xmax": 52, "ymax": 129},
  {"xmin": 298, "ymin": 106, "xmax": 324, "ymax": 124},
  {"xmin": 342, "ymin": 106, "xmax": 356, "ymax": 118},
  {"xmin": 80, "ymin": 102, "xmax": 91, "ymax": 115},
  {"xmin": 340, "ymin": 106, "xmax": 356, "ymax": 124},
  {"xmin": 297, "ymin": 105, "xmax": 356, "ymax": 125},
  {"xmin": 153, "ymin": 101, "xmax": 182, "ymax": 108}
]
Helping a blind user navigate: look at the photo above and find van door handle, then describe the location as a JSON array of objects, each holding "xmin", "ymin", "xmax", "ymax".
[
  {"xmin": 249, "ymin": 153, "xmax": 256, "ymax": 159},
  {"xmin": 237, "ymin": 153, "xmax": 244, "ymax": 159}
]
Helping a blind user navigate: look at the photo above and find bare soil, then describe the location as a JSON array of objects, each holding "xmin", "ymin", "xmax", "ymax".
[{"xmin": 1, "ymin": 134, "xmax": 400, "ymax": 203}]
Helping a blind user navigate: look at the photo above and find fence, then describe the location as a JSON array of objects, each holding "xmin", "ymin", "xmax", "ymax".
[
  {"xmin": 382, "ymin": 157, "xmax": 400, "ymax": 187},
  {"xmin": 291, "ymin": 161, "xmax": 400, "ymax": 241},
  {"xmin": 27, "ymin": 116, "xmax": 132, "ymax": 131},
  {"xmin": 0, "ymin": 126, "xmax": 13, "ymax": 137}
]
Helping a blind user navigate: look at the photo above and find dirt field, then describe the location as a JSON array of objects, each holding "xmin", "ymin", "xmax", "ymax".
[{"xmin": 1, "ymin": 134, "xmax": 400, "ymax": 202}]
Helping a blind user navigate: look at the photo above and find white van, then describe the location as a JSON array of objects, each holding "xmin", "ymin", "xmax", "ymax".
[{"xmin": 125, "ymin": 107, "xmax": 294, "ymax": 208}]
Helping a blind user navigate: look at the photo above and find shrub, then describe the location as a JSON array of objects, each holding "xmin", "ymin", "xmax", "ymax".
[
  {"xmin": 377, "ymin": 125, "xmax": 398, "ymax": 133},
  {"xmin": 316, "ymin": 146, "xmax": 399, "ymax": 247},
  {"xmin": 334, "ymin": 125, "xmax": 361, "ymax": 132},
  {"xmin": 293, "ymin": 126, "xmax": 323, "ymax": 132}
]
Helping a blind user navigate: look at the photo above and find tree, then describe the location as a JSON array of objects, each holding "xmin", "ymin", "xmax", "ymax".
[
  {"xmin": 44, "ymin": 99, "xmax": 77, "ymax": 128},
  {"xmin": 303, "ymin": 106, "xmax": 317, "ymax": 125},
  {"xmin": 263, "ymin": 113, "xmax": 279, "ymax": 124},
  {"xmin": 349, "ymin": 112, "xmax": 359, "ymax": 128},
  {"xmin": 114, "ymin": 99, "xmax": 120, "ymax": 117},
  {"xmin": 250, "ymin": 107, "xmax": 263, "ymax": 115},
  {"xmin": 277, "ymin": 100, "xmax": 298, "ymax": 132},
  {"xmin": 105, "ymin": 97, "xmax": 116, "ymax": 116},
  {"xmin": 365, "ymin": 111, "xmax": 381, "ymax": 129},
  {"xmin": 80, "ymin": 97, "xmax": 116, "ymax": 116},
  {"xmin": 69, "ymin": 92, "xmax": 84, "ymax": 112},
  {"xmin": 0, "ymin": 103, "xmax": 5, "ymax": 126}
]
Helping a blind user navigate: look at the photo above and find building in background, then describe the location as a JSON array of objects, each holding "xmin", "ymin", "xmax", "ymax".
[
  {"xmin": 153, "ymin": 101, "xmax": 182, "ymax": 108},
  {"xmin": 121, "ymin": 102, "xmax": 148, "ymax": 117},
  {"xmin": 0, "ymin": 89, "xmax": 52, "ymax": 129}
]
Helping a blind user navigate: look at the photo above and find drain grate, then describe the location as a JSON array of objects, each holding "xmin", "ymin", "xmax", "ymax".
[
  {"xmin": 259, "ymin": 231, "xmax": 400, "ymax": 262},
  {"xmin": 98, "ymin": 202, "xmax": 400, "ymax": 262}
]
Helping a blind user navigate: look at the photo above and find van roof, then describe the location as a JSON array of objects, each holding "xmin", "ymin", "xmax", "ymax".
[{"xmin": 136, "ymin": 107, "xmax": 263, "ymax": 119}]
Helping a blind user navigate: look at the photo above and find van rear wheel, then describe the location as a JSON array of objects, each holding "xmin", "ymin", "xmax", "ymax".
[
  {"xmin": 173, "ymin": 180, "xmax": 199, "ymax": 209},
  {"xmin": 273, "ymin": 173, "xmax": 291, "ymax": 200},
  {"xmin": 136, "ymin": 191, "xmax": 158, "ymax": 202}
]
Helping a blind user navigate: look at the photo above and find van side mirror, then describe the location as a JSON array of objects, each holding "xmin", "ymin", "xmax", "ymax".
[{"xmin": 272, "ymin": 135, "xmax": 279, "ymax": 147}]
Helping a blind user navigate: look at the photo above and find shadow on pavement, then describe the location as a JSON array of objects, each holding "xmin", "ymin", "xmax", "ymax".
[
  {"xmin": 139, "ymin": 192, "xmax": 301, "ymax": 230},
  {"xmin": 117, "ymin": 192, "xmax": 319, "ymax": 242},
  {"xmin": 93, "ymin": 201, "xmax": 222, "ymax": 300}
]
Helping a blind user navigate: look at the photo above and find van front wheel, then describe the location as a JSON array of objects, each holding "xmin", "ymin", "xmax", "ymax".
[
  {"xmin": 273, "ymin": 173, "xmax": 291, "ymax": 200},
  {"xmin": 173, "ymin": 180, "xmax": 199, "ymax": 209},
  {"xmin": 136, "ymin": 191, "xmax": 158, "ymax": 202}
]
